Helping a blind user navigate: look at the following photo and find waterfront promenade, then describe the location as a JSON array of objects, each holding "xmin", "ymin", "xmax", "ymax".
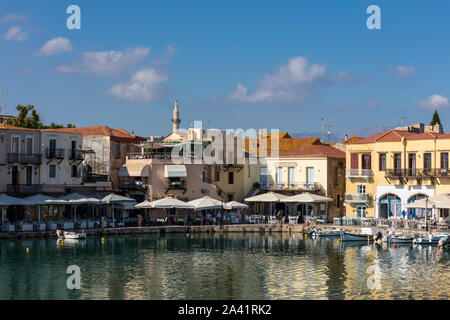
[{"xmin": 0, "ymin": 223, "xmax": 440, "ymax": 239}]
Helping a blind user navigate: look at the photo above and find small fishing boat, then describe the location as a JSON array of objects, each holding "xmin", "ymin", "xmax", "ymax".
[
  {"xmin": 413, "ymin": 233, "xmax": 448, "ymax": 245},
  {"xmin": 311, "ymin": 229, "xmax": 341, "ymax": 237},
  {"xmin": 389, "ymin": 236, "xmax": 414, "ymax": 244},
  {"xmin": 56, "ymin": 230, "xmax": 87, "ymax": 239},
  {"xmin": 339, "ymin": 229, "xmax": 372, "ymax": 242}
]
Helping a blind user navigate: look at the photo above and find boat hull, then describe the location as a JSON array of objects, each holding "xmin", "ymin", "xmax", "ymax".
[
  {"xmin": 390, "ymin": 237, "xmax": 414, "ymax": 244},
  {"xmin": 340, "ymin": 230, "xmax": 371, "ymax": 242}
]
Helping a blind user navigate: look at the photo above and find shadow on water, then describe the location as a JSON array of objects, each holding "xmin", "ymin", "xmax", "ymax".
[{"xmin": 0, "ymin": 233, "xmax": 449, "ymax": 300}]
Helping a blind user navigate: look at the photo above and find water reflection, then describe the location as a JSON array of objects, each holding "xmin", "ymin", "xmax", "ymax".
[{"xmin": 0, "ymin": 233, "xmax": 449, "ymax": 300}]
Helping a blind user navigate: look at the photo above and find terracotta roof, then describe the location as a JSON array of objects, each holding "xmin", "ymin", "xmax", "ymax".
[
  {"xmin": 280, "ymin": 144, "xmax": 346, "ymax": 159},
  {"xmin": 244, "ymin": 134, "xmax": 321, "ymax": 156},
  {"xmin": 40, "ymin": 126, "xmax": 146, "ymax": 143},
  {"xmin": 347, "ymin": 130, "xmax": 418, "ymax": 144},
  {"xmin": 344, "ymin": 136, "xmax": 363, "ymax": 144}
]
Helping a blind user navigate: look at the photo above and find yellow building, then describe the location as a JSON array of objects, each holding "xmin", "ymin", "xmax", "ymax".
[
  {"xmin": 345, "ymin": 129, "xmax": 450, "ymax": 222},
  {"xmin": 263, "ymin": 144, "xmax": 346, "ymax": 222}
]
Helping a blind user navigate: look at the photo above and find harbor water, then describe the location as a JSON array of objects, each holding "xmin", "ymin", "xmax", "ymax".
[{"xmin": 0, "ymin": 233, "xmax": 449, "ymax": 300}]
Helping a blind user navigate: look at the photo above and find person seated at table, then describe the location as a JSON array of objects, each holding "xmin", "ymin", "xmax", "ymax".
[
  {"xmin": 200, "ymin": 213, "xmax": 204, "ymax": 225},
  {"xmin": 206, "ymin": 213, "xmax": 211, "ymax": 225}
]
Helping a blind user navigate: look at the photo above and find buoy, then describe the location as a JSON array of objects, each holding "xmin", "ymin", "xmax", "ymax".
[
  {"xmin": 438, "ymin": 244, "xmax": 441, "ymax": 250},
  {"xmin": 338, "ymin": 239, "xmax": 341, "ymax": 243},
  {"xmin": 304, "ymin": 234, "xmax": 307, "ymax": 238},
  {"xmin": 61, "ymin": 240, "xmax": 64, "ymax": 245},
  {"xmin": 26, "ymin": 248, "xmax": 29, "ymax": 253},
  {"xmin": 394, "ymin": 243, "xmax": 397, "ymax": 248}
]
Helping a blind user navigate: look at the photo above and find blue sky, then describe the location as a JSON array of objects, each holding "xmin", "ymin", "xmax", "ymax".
[{"xmin": 1, "ymin": 0, "xmax": 450, "ymax": 138}]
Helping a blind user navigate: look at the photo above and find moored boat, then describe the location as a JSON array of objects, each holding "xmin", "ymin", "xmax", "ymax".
[
  {"xmin": 310, "ymin": 228, "xmax": 340, "ymax": 237},
  {"xmin": 339, "ymin": 229, "xmax": 372, "ymax": 242},
  {"xmin": 56, "ymin": 230, "xmax": 87, "ymax": 239},
  {"xmin": 389, "ymin": 236, "xmax": 414, "ymax": 244},
  {"xmin": 413, "ymin": 233, "xmax": 448, "ymax": 245}
]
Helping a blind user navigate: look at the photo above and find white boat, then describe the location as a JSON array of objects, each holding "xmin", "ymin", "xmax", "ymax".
[
  {"xmin": 311, "ymin": 229, "xmax": 341, "ymax": 237},
  {"xmin": 413, "ymin": 233, "xmax": 448, "ymax": 245},
  {"xmin": 56, "ymin": 230, "xmax": 87, "ymax": 239},
  {"xmin": 339, "ymin": 229, "xmax": 372, "ymax": 242}
]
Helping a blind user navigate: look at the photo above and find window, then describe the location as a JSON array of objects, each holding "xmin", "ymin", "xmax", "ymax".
[
  {"xmin": 288, "ymin": 167, "xmax": 295, "ymax": 186},
  {"xmin": 49, "ymin": 164, "xmax": 56, "ymax": 179},
  {"xmin": 115, "ymin": 143, "xmax": 121, "ymax": 159},
  {"xmin": 334, "ymin": 167, "xmax": 338, "ymax": 185},
  {"xmin": 71, "ymin": 165, "xmax": 78, "ymax": 178},
  {"xmin": 26, "ymin": 137, "xmax": 33, "ymax": 155},
  {"xmin": 424, "ymin": 153, "xmax": 432, "ymax": 170},
  {"xmin": 358, "ymin": 184, "xmax": 366, "ymax": 194},
  {"xmin": 25, "ymin": 166, "xmax": 32, "ymax": 185},
  {"xmin": 379, "ymin": 153, "xmax": 386, "ymax": 171},
  {"xmin": 227, "ymin": 194, "xmax": 234, "ymax": 202},
  {"xmin": 356, "ymin": 206, "xmax": 367, "ymax": 218},
  {"xmin": 260, "ymin": 167, "xmax": 267, "ymax": 185},
  {"xmin": 361, "ymin": 154, "xmax": 371, "ymax": 170},
  {"xmin": 394, "ymin": 153, "xmax": 402, "ymax": 169},
  {"xmin": 215, "ymin": 170, "xmax": 220, "ymax": 182},
  {"xmin": 441, "ymin": 152, "xmax": 448, "ymax": 169},
  {"xmin": 336, "ymin": 194, "xmax": 341, "ymax": 208},
  {"xmin": 202, "ymin": 171, "xmax": 206, "ymax": 182},
  {"xmin": 228, "ymin": 172, "xmax": 234, "ymax": 184}
]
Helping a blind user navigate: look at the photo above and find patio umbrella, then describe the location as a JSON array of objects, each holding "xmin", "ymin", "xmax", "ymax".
[
  {"xmin": 245, "ymin": 192, "xmax": 289, "ymax": 216},
  {"xmin": 135, "ymin": 200, "xmax": 153, "ymax": 209},
  {"xmin": 147, "ymin": 197, "xmax": 193, "ymax": 209},
  {"xmin": 61, "ymin": 193, "xmax": 101, "ymax": 223},
  {"xmin": 187, "ymin": 196, "xmax": 223, "ymax": 210},
  {"xmin": 282, "ymin": 193, "xmax": 333, "ymax": 203},
  {"xmin": 24, "ymin": 194, "xmax": 62, "ymax": 223},
  {"xmin": 0, "ymin": 194, "xmax": 32, "ymax": 232},
  {"xmin": 223, "ymin": 201, "xmax": 248, "ymax": 210},
  {"xmin": 101, "ymin": 193, "xmax": 137, "ymax": 223}
]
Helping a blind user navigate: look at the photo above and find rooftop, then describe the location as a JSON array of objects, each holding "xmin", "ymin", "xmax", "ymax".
[
  {"xmin": 280, "ymin": 143, "xmax": 346, "ymax": 159},
  {"xmin": 41, "ymin": 126, "xmax": 146, "ymax": 143}
]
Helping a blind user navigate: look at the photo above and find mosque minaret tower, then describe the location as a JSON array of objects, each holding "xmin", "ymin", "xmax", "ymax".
[{"xmin": 172, "ymin": 99, "xmax": 181, "ymax": 132}]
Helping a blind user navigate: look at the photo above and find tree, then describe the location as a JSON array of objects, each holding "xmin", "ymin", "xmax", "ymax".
[
  {"xmin": 430, "ymin": 110, "xmax": 443, "ymax": 129},
  {"xmin": 5, "ymin": 105, "xmax": 76, "ymax": 129}
]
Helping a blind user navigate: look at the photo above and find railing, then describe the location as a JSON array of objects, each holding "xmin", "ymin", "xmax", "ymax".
[
  {"xmin": 7, "ymin": 184, "xmax": 42, "ymax": 195},
  {"xmin": 45, "ymin": 148, "xmax": 65, "ymax": 159},
  {"xmin": 120, "ymin": 180, "xmax": 147, "ymax": 190},
  {"xmin": 127, "ymin": 153, "xmax": 212, "ymax": 162},
  {"xmin": 346, "ymin": 168, "xmax": 373, "ymax": 177},
  {"xmin": 7, "ymin": 153, "xmax": 42, "ymax": 164},
  {"xmin": 260, "ymin": 182, "xmax": 321, "ymax": 191},
  {"xmin": 344, "ymin": 193, "xmax": 371, "ymax": 203},
  {"xmin": 82, "ymin": 174, "xmax": 109, "ymax": 184},
  {"xmin": 68, "ymin": 149, "xmax": 84, "ymax": 160},
  {"xmin": 167, "ymin": 179, "xmax": 186, "ymax": 189},
  {"xmin": 385, "ymin": 168, "xmax": 450, "ymax": 178}
]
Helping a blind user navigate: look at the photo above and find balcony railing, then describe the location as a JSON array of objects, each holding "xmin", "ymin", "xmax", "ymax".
[
  {"xmin": 346, "ymin": 168, "xmax": 373, "ymax": 178},
  {"xmin": 345, "ymin": 193, "xmax": 371, "ymax": 203},
  {"xmin": 167, "ymin": 179, "xmax": 186, "ymax": 189},
  {"xmin": 260, "ymin": 182, "xmax": 321, "ymax": 191},
  {"xmin": 45, "ymin": 148, "xmax": 65, "ymax": 159},
  {"xmin": 7, "ymin": 153, "xmax": 42, "ymax": 164},
  {"xmin": 7, "ymin": 184, "xmax": 42, "ymax": 195},
  {"xmin": 385, "ymin": 168, "xmax": 450, "ymax": 178},
  {"xmin": 68, "ymin": 149, "xmax": 84, "ymax": 160}
]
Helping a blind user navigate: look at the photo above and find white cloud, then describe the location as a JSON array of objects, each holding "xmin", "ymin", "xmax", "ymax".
[
  {"xmin": 2, "ymin": 26, "xmax": 28, "ymax": 42},
  {"xmin": 37, "ymin": 37, "xmax": 72, "ymax": 56},
  {"xmin": 229, "ymin": 56, "xmax": 326, "ymax": 103},
  {"xmin": 107, "ymin": 68, "xmax": 168, "ymax": 101},
  {"xmin": 0, "ymin": 14, "xmax": 29, "ymax": 24},
  {"xmin": 418, "ymin": 94, "xmax": 450, "ymax": 110},
  {"xmin": 387, "ymin": 65, "xmax": 416, "ymax": 78},
  {"xmin": 56, "ymin": 46, "xmax": 150, "ymax": 75}
]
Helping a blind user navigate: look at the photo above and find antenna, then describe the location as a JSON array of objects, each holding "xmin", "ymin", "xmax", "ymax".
[
  {"xmin": 321, "ymin": 117, "xmax": 324, "ymax": 142},
  {"xmin": 325, "ymin": 125, "xmax": 333, "ymax": 143},
  {"xmin": 0, "ymin": 89, "xmax": 7, "ymax": 116}
]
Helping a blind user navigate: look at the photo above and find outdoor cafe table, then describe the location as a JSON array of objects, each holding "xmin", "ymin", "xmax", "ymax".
[{"xmin": 22, "ymin": 223, "xmax": 33, "ymax": 232}]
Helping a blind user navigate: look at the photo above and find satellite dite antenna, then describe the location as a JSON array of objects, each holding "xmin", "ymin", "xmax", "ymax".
[
  {"xmin": 0, "ymin": 89, "xmax": 7, "ymax": 115},
  {"xmin": 325, "ymin": 124, "xmax": 333, "ymax": 143}
]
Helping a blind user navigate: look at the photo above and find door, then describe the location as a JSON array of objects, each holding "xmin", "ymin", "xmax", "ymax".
[
  {"xmin": 351, "ymin": 154, "xmax": 358, "ymax": 169},
  {"xmin": 11, "ymin": 136, "xmax": 19, "ymax": 162},
  {"xmin": 306, "ymin": 167, "xmax": 314, "ymax": 188},
  {"xmin": 49, "ymin": 139, "xmax": 56, "ymax": 157},
  {"xmin": 71, "ymin": 140, "xmax": 77, "ymax": 159},
  {"xmin": 25, "ymin": 166, "xmax": 32, "ymax": 186},
  {"xmin": 26, "ymin": 137, "xmax": 33, "ymax": 155},
  {"xmin": 276, "ymin": 167, "xmax": 282, "ymax": 188},
  {"xmin": 394, "ymin": 153, "xmax": 402, "ymax": 175},
  {"xmin": 11, "ymin": 166, "xmax": 19, "ymax": 185},
  {"xmin": 288, "ymin": 167, "xmax": 295, "ymax": 187},
  {"xmin": 408, "ymin": 154, "xmax": 416, "ymax": 176}
]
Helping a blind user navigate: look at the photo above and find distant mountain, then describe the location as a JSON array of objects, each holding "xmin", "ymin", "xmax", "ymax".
[{"xmin": 291, "ymin": 125, "xmax": 396, "ymax": 143}]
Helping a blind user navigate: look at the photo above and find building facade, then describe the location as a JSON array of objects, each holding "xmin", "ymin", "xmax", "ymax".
[{"xmin": 345, "ymin": 129, "xmax": 450, "ymax": 222}]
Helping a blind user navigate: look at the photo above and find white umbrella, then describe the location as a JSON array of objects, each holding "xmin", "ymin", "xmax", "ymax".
[
  {"xmin": 101, "ymin": 193, "xmax": 136, "ymax": 224},
  {"xmin": 223, "ymin": 201, "xmax": 248, "ymax": 210},
  {"xmin": 282, "ymin": 193, "xmax": 333, "ymax": 203},
  {"xmin": 187, "ymin": 196, "xmax": 223, "ymax": 210},
  {"xmin": 60, "ymin": 193, "xmax": 101, "ymax": 224},
  {"xmin": 245, "ymin": 192, "xmax": 288, "ymax": 202},
  {"xmin": 0, "ymin": 194, "xmax": 32, "ymax": 232},
  {"xmin": 135, "ymin": 200, "xmax": 153, "ymax": 209},
  {"xmin": 24, "ymin": 194, "xmax": 62, "ymax": 223},
  {"xmin": 147, "ymin": 197, "xmax": 193, "ymax": 209}
]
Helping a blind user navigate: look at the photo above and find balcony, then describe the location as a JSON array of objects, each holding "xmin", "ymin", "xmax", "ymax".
[
  {"xmin": 82, "ymin": 174, "xmax": 109, "ymax": 184},
  {"xmin": 68, "ymin": 149, "xmax": 84, "ymax": 161},
  {"xmin": 120, "ymin": 179, "xmax": 148, "ymax": 191},
  {"xmin": 7, "ymin": 153, "xmax": 41, "ymax": 165},
  {"xmin": 45, "ymin": 148, "xmax": 65, "ymax": 159},
  {"xmin": 346, "ymin": 169, "xmax": 373, "ymax": 180},
  {"xmin": 260, "ymin": 182, "xmax": 321, "ymax": 191},
  {"xmin": 7, "ymin": 184, "xmax": 42, "ymax": 195},
  {"xmin": 385, "ymin": 168, "xmax": 450, "ymax": 179},
  {"xmin": 167, "ymin": 178, "xmax": 186, "ymax": 190},
  {"xmin": 345, "ymin": 193, "xmax": 371, "ymax": 204}
]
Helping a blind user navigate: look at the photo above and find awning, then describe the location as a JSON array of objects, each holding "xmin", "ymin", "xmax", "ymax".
[
  {"xmin": 164, "ymin": 165, "xmax": 187, "ymax": 178},
  {"xmin": 119, "ymin": 163, "xmax": 150, "ymax": 177}
]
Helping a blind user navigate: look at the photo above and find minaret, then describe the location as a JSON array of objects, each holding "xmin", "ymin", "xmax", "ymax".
[{"xmin": 172, "ymin": 99, "xmax": 181, "ymax": 132}]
